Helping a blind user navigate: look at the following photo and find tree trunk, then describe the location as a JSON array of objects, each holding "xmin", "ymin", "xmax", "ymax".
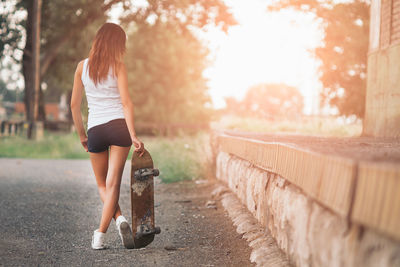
[
  {"xmin": 39, "ymin": 0, "xmax": 122, "ymax": 77},
  {"xmin": 23, "ymin": 0, "xmax": 43, "ymax": 139},
  {"xmin": 23, "ymin": 0, "xmax": 122, "ymax": 128},
  {"xmin": 22, "ymin": 1, "xmax": 34, "ymax": 122},
  {"xmin": 32, "ymin": 0, "xmax": 42, "ymax": 122},
  {"xmin": 38, "ymin": 88, "xmax": 46, "ymax": 121}
]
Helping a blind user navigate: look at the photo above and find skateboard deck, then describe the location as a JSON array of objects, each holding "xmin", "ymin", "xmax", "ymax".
[{"xmin": 131, "ymin": 149, "xmax": 161, "ymax": 249}]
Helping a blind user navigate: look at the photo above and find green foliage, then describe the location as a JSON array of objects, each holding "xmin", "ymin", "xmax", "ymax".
[
  {"xmin": 41, "ymin": 0, "xmax": 107, "ymax": 101},
  {"xmin": 140, "ymin": 133, "xmax": 215, "ymax": 184},
  {"xmin": 39, "ymin": 0, "xmax": 108, "ymax": 102},
  {"xmin": 125, "ymin": 22, "xmax": 212, "ymax": 125},
  {"xmin": 120, "ymin": 0, "xmax": 236, "ymax": 126},
  {"xmin": 119, "ymin": 0, "xmax": 236, "ymax": 33},
  {"xmin": 268, "ymin": 0, "xmax": 369, "ymax": 118},
  {"xmin": 143, "ymin": 133, "xmax": 212, "ymax": 183},
  {"xmin": 43, "ymin": 22, "xmax": 103, "ymax": 102}
]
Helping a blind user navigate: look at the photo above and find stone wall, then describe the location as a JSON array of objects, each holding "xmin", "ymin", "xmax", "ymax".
[{"xmin": 216, "ymin": 151, "xmax": 400, "ymax": 267}]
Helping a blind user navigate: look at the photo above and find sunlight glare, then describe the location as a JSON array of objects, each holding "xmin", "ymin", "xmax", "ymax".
[{"xmin": 202, "ymin": 0, "xmax": 323, "ymax": 114}]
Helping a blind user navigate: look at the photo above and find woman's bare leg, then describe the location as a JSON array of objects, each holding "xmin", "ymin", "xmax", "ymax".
[
  {"xmin": 98, "ymin": 145, "xmax": 131, "ymax": 233},
  {"xmin": 89, "ymin": 150, "xmax": 122, "ymax": 221}
]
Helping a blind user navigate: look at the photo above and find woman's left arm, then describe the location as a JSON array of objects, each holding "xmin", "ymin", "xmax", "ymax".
[{"xmin": 70, "ymin": 61, "xmax": 88, "ymax": 152}]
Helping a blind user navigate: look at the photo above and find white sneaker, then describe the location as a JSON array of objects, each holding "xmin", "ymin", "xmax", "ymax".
[
  {"xmin": 91, "ymin": 229, "xmax": 106, "ymax": 250},
  {"xmin": 116, "ymin": 215, "xmax": 134, "ymax": 249}
]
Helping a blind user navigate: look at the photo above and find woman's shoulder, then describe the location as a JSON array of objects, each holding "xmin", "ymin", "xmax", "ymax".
[
  {"xmin": 75, "ymin": 58, "xmax": 88, "ymax": 74},
  {"xmin": 78, "ymin": 58, "xmax": 88, "ymax": 67},
  {"xmin": 77, "ymin": 59, "xmax": 84, "ymax": 68}
]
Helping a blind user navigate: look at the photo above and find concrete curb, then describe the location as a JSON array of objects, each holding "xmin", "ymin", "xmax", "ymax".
[{"xmin": 212, "ymin": 185, "xmax": 291, "ymax": 267}]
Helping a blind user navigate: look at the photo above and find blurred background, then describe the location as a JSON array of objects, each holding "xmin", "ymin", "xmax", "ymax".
[{"xmin": 0, "ymin": 0, "xmax": 369, "ymax": 181}]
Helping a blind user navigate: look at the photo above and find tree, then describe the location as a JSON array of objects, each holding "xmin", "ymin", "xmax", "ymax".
[
  {"xmin": 268, "ymin": 0, "xmax": 369, "ymax": 118},
  {"xmin": 120, "ymin": 0, "xmax": 236, "ymax": 126},
  {"xmin": 225, "ymin": 83, "xmax": 304, "ymax": 119},
  {"xmin": 124, "ymin": 23, "xmax": 210, "ymax": 125},
  {"xmin": 1, "ymin": 0, "xmax": 122, "ymax": 122}
]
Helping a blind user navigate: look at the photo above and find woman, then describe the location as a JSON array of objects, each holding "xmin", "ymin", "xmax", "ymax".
[{"xmin": 71, "ymin": 23, "xmax": 143, "ymax": 250}]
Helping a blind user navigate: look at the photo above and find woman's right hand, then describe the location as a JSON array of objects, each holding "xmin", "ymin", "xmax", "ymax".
[{"xmin": 131, "ymin": 135, "xmax": 144, "ymax": 157}]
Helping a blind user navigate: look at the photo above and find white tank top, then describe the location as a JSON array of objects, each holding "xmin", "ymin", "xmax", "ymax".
[{"xmin": 81, "ymin": 58, "xmax": 125, "ymax": 130}]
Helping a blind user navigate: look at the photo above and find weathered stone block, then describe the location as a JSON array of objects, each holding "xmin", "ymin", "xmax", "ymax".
[{"xmin": 216, "ymin": 151, "xmax": 400, "ymax": 267}]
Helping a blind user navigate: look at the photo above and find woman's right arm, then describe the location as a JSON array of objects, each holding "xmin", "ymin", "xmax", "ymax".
[
  {"xmin": 70, "ymin": 61, "xmax": 88, "ymax": 152},
  {"xmin": 116, "ymin": 62, "xmax": 144, "ymax": 156}
]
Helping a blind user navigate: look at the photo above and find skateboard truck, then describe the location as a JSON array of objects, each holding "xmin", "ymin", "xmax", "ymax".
[
  {"xmin": 134, "ymin": 168, "xmax": 160, "ymax": 181},
  {"xmin": 135, "ymin": 224, "xmax": 161, "ymax": 239},
  {"xmin": 134, "ymin": 222, "xmax": 161, "ymax": 248}
]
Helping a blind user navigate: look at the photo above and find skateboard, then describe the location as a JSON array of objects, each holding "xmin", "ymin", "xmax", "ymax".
[{"xmin": 131, "ymin": 149, "xmax": 161, "ymax": 249}]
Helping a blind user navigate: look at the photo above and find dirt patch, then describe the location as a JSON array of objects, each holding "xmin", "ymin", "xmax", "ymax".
[{"xmin": 155, "ymin": 179, "xmax": 255, "ymax": 266}]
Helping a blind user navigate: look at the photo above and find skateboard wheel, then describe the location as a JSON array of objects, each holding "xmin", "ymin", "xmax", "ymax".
[
  {"xmin": 153, "ymin": 169, "xmax": 160, "ymax": 177},
  {"xmin": 154, "ymin": 227, "xmax": 161, "ymax": 234}
]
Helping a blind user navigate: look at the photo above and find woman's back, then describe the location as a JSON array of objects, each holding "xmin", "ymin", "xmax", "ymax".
[{"xmin": 81, "ymin": 58, "xmax": 124, "ymax": 130}]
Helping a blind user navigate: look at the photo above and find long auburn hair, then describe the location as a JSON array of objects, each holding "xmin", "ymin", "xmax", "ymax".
[{"xmin": 88, "ymin": 23, "xmax": 126, "ymax": 85}]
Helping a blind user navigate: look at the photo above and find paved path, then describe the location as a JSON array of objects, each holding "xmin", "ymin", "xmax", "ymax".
[{"xmin": 0, "ymin": 159, "xmax": 253, "ymax": 266}]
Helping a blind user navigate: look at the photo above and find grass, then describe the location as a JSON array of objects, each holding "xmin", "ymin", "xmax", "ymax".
[
  {"xmin": 0, "ymin": 131, "xmax": 212, "ymax": 184},
  {"xmin": 0, "ymin": 131, "xmax": 89, "ymax": 159},
  {"xmin": 143, "ymin": 134, "xmax": 212, "ymax": 183}
]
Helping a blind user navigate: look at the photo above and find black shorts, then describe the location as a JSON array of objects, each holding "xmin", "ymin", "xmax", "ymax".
[{"xmin": 87, "ymin": 119, "xmax": 132, "ymax": 153}]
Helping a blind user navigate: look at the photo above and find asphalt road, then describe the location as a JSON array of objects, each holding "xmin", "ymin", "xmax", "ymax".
[{"xmin": 0, "ymin": 159, "xmax": 253, "ymax": 266}]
